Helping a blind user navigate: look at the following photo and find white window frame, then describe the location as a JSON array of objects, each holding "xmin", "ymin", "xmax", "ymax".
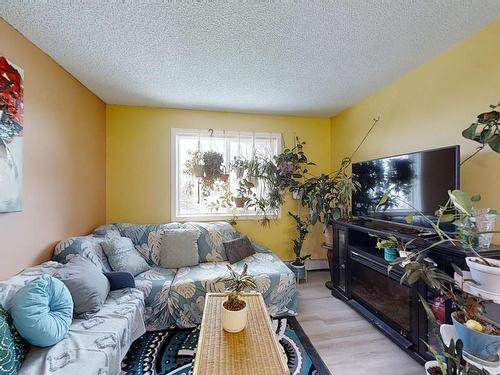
[{"xmin": 171, "ymin": 128, "xmax": 282, "ymax": 222}]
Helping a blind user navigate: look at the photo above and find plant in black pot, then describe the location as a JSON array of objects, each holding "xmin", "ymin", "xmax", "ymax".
[{"xmin": 288, "ymin": 212, "xmax": 311, "ymax": 281}]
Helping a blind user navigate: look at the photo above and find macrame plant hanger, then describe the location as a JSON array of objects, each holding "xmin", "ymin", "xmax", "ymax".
[{"xmin": 196, "ymin": 130, "xmax": 202, "ymax": 204}]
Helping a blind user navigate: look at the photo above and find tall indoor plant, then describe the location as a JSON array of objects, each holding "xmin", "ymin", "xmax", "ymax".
[{"xmin": 288, "ymin": 212, "xmax": 311, "ymax": 281}]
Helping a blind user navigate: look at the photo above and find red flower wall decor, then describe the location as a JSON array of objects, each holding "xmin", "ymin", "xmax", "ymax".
[
  {"xmin": 0, "ymin": 56, "xmax": 24, "ymax": 143},
  {"xmin": 0, "ymin": 56, "xmax": 24, "ymax": 213}
]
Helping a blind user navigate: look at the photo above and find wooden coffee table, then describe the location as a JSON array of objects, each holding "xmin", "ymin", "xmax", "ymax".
[{"xmin": 193, "ymin": 292, "xmax": 289, "ymax": 375}]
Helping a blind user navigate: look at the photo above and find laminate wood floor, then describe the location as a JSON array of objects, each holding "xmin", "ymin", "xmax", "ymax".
[{"xmin": 296, "ymin": 270, "xmax": 424, "ymax": 375}]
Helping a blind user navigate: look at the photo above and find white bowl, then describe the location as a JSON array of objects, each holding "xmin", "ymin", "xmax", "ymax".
[{"xmin": 466, "ymin": 257, "xmax": 500, "ymax": 295}]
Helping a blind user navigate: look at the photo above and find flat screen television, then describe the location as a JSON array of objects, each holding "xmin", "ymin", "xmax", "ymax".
[{"xmin": 351, "ymin": 146, "xmax": 460, "ymax": 227}]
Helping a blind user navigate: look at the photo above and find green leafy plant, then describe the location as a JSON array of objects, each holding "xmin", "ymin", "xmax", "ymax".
[
  {"xmin": 230, "ymin": 155, "xmax": 248, "ymax": 179},
  {"xmin": 211, "ymin": 117, "xmax": 380, "ymax": 230},
  {"xmin": 184, "ymin": 149, "xmax": 204, "ymax": 177},
  {"xmin": 421, "ymin": 295, "xmax": 489, "ymax": 375},
  {"xmin": 376, "ymin": 190, "xmax": 500, "ymax": 335},
  {"xmin": 461, "ymin": 103, "xmax": 500, "ymax": 165},
  {"xmin": 202, "ymin": 150, "xmax": 224, "ymax": 179},
  {"xmin": 289, "ymin": 212, "xmax": 311, "ymax": 265},
  {"xmin": 274, "ymin": 137, "xmax": 315, "ymax": 192},
  {"xmin": 219, "ymin": 264, "xmax": 257, "ymax": 311}
]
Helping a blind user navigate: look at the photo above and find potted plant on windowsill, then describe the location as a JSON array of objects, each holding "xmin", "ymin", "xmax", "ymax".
[
  {"xmin": 219, "ymin": 264, "xmax": 257, "ymax": 333},
  {"xmin": 288, "ymin": 212, "xmax": 311, "ymax": 281}
]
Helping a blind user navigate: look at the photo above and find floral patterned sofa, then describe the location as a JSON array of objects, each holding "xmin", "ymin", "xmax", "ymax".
[{"xmin": 53, "ymin": 222, "xmax": 298, "ymax": 330}]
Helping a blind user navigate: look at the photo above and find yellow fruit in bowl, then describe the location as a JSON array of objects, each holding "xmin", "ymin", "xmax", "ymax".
[{"xmin": 465, "ymin": 319, "xmax": 484, "ymax": 332}]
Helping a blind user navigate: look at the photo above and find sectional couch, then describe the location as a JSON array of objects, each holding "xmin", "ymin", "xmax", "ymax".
[
  {"xmin": 0, "ymin": 221, "xmax": 298, "ymax": 374},
  {"xmin": 53, "ymin": 222, "xmax": 298, "ymax": 330}
]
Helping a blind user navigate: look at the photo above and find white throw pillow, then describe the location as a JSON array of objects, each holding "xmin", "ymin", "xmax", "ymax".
[{"xmin": 160, "ymin": 228, "xmax": 200, "ymax": 269}]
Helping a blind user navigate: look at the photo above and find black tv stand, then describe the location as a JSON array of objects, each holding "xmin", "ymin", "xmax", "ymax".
[
  {"xmin": 326, "ymin": 219, "xmax": 500, "ymax": 364},
  {"xmin": 356, "ymin": 218, "xmax": 423, "ymax": 235}
]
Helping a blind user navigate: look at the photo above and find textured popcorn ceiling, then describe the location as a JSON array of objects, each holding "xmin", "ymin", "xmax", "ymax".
[{"xmin": 1, "ymin": 1, "xmax": 499, "ymax": 116}]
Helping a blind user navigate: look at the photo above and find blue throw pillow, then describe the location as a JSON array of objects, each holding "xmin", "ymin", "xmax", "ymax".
[{"xmin": 10, "ymin": 275, "xmax": 73, "ymax": 347}]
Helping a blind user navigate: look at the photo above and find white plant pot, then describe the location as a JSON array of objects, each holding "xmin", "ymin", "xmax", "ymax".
[
  {"xmin": 425, "ymin": 360, "xmax": 445, "ymax": 375},
  {"xmin": 466, "ymin": 257, "xmax": 500, "ymax": 295},
  {"xmin": 222, "ymin": 300, "xmax": 247, "ymax": 333}
]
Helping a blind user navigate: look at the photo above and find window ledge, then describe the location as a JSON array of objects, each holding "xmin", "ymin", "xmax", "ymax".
[{"xmin": 172, "ymin": 212, "xmax": 281, "ymax": 222}]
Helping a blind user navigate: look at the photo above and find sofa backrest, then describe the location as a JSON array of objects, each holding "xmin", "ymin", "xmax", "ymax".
[
  {"xmin": 53, "ymin": 235, "xmax": 114, "ymax": 272},
  {"xmin": 97, "ymin": 223, "xmax": 182, "ymax": 266},
  {"xmin": 182, "ymin": 222, "xmax": 240, "ymax": 262},
  {"xmin": 53, "ymin": 222, "xmax": 242, "ymax": 271}
]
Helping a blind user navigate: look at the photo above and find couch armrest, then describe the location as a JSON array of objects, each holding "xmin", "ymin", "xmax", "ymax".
[{"xmin": 104, "ymin": 272, "xmax": 135, "ymax": 290}]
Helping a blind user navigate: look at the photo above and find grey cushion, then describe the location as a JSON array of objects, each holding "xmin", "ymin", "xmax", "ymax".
[
  {"xmin": 223, "ymin": 236, "xmax": 255, "ymax": 264},
  {"xmin": 160, "ymin": 228, "xmax": 200, "ymax": 268},
  {"xmin": 54, "ymin": 256, "xmax": 110, "ymax": 319},
  {"xmin": 101, "ymin": 237, "xmax": 151, "ymax": 276}
]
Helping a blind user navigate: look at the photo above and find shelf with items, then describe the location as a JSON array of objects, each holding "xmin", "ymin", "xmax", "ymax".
[{"xmin": 454, "ymin": 271, "xmax": 500, "ymax": 305}]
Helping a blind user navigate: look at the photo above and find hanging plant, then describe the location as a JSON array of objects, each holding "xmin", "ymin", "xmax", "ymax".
[
  {"xmin": 245, "ymin": 151, "xmax": 263, "ymax": 186},
  {"xmin": 184, "ymin": 150, "xmax": 204, "ymax": 178},
  {"xmin": 274, "ymin": 137, "xmax": 313, "ymax": 191},
  {"xmin": 220, "ymin": 166, "xmax": 230, "ymax": 183},
  {"xmin": 230, "ymin": 155, "xmax": 248, "ymax": 179},
  {"xmin": 202, "ymin": 150, "xmax": 224, "ymax": 180}
]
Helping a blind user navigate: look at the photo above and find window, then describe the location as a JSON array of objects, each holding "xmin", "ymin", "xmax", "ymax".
[{"xmin": 171, "ymin": 128, "xmax": 281, "ymax": 221}]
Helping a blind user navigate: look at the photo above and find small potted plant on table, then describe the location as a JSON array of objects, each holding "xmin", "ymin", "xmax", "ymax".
[{"xmin": 219, "ymin": 264, "xmax": 257, "ymax": 333}]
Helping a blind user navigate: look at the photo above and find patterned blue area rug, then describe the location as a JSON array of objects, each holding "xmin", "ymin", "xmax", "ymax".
[{"xmin": 121, "ymin": 317, "xmax": 331, "ymax": 375}]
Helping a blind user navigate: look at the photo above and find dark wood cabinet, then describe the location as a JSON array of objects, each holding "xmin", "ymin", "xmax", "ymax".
[{"xmin": 327, "ymin": 218, "xmax": 500, "ymax": 364}]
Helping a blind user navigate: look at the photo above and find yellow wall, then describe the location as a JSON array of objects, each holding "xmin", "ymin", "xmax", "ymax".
[
  {"xmin": 330, "ymin": 20, "xmax": 500, "ymax": 241},
  {"xmin": 0, "ymin": 19, "xmax": 106, "ymax": 279},
  {"xmin": 107, "ymin": 105, "xmax": 331, "ymax": 260}
]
